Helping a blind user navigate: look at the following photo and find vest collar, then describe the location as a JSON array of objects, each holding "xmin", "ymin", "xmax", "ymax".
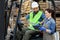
[{"xmin": 33, "ymin": 10, "xmax": 39, "ymax": 14}]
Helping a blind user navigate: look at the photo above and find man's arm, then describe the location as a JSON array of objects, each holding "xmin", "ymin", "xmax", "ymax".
[
  {"xmin": 41, "ymin": 13, "xmax": 46, "ymax": 19},
  {"xmin": 39, "ymin": 13, "xmax": 46, "ymax": 25}
]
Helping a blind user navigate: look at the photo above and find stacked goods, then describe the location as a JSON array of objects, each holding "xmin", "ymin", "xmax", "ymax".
[
  {"xmin": 12, "ymin": 7, "xmax": 19, "ymax": 16},
  {"xmin": 48, "ymin": 1, "xmax": 60, "ymax": 12},
  {"xmin": 56, "ymin": 18, "xmax": 60, "ymax": 31},
  {"xmin": 9, "ymin": 6, "xmax": 19, "ymax": 29},
  {"xmin": 9, "ymin": 17, "xmax": 17, "ymax": 30},
  {"xmin": 20, "ymin": 17, "xmax": 29, "ymax": 27},
  {"xmin": 39, "ymin": 2, "xmax": 49, "ymax": 10},
  {"xmin": 21, "ymin": 0, "xmax": 31, "ymax": 14},
  {"xmin": 55, "ymin": 1, "xmax": 60, "ymax": 12},
  {"xmin": 20, "ymin": 15, "xmax": 29, "ymax": 27},
  {"xmin": 21, "ymin": 0, "xmax": 32, "ymax": 27}
]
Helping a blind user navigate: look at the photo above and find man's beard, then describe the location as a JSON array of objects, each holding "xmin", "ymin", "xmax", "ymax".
[{"xmin": 34, "ymin": 11, "xmax": 39, "ymax": 14}]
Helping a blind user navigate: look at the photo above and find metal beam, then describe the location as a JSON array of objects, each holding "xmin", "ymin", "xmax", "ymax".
[{"xmin": 0, "ymin": 0, "xmax": 5, "ymax": 40}]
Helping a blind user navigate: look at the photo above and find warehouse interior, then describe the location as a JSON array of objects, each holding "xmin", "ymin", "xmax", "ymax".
[{"xmin": 0, "ymin": 0, "xmax": 60, "ymax": 40}]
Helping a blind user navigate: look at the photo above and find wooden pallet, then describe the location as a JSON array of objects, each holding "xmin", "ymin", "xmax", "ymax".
[
  {"xmin": 48, "ymin": 1, "xmax": 60, "ymax": 13},
  {"xmin": 21, "ymin": 0, "xmax": 31, "ymax": 13},
  {"xmin": 56, "ymin": 18, "xmax": 60, "ymax": 31},
  {"xmin": 39, "ymin": 2, "xmax": 49, "ymax": 10}
]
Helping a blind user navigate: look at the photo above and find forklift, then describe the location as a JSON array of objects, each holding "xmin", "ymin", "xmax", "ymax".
[{"xmin": 4, "ymin": 0, "xmax": 60, "ymax": 40}]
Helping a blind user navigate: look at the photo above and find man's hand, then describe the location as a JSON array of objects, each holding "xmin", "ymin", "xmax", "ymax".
[
  {"xmin": 34, "ymin": 24, "xmax": 40, "ymax": 27},
  {"xmin": 39, "ymin": 26, "xmax": 46, "ymax": 31},
  {"xmin": 39, "ymin": 20, "xmax": 44, "ymax": 25}
]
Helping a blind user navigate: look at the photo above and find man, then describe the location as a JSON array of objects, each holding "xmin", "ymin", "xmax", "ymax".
[
  {"xmin": 39, "ymin": 9, "xmax": 56, "ymax": 40},
  {"xmin": 22, "ymin": 2, "xmax": 45, "ymax": 40}
]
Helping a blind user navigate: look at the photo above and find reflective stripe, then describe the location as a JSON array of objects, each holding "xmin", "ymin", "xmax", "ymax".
[{"xmin": 28, "ymin": 11, "xmax": 43, "ymax": 30}]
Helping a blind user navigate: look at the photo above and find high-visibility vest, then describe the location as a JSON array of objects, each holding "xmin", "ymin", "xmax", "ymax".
[{"xmin": 28, "ymin": 11, "xmax": 43, "ymax": 30}]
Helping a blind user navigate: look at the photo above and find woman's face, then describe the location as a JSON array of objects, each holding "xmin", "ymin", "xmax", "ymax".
[{"xmin": 45, "ymin": 11, "xmax": 51, "ymax": 18}]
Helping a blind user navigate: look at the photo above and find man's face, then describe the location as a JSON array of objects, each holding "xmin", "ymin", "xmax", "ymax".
[
  {"xmin": 32, "ymin": 7, "xmax": 39, "ymax": 12},
  {"xmin": 45, "ymin": 11, "xmax": 51, "ymax": 18}
]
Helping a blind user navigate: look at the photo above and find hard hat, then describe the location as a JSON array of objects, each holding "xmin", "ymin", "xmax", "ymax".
[{"xmin": 32, "ymin": 2, "xmax": 39, "ymax": 8}]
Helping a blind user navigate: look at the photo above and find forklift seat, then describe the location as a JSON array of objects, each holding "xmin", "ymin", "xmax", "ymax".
[{"xmin": 30, "ymin": 31, "xmax": 43, "ymax": 40}]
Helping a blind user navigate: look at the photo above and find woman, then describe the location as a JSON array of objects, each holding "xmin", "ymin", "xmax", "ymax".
[{"xmin": 39, "ymin": 9, "xmax": 56, "ymax": 40}]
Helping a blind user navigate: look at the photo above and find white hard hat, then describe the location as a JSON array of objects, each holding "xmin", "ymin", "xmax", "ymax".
[{"xmin": 32, "ymin": 2, "xmax": 39, "ymax": 8}]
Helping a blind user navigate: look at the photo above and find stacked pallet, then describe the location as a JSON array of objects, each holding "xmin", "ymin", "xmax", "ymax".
[
  {"xmin": 55, "ymin": 1, "xmax": 60, "ymax": 12},
  {"xmin": 21, "ymin": 0, "xmax": 31, "ymax": 14},
  {"xmin": 21, "ymin": 0, "xmax": 32, "ymax": 27},
  {"xmin": 56, "ymin": 18, "xmax": 60, "ymax": 31},
  {"xmin": 12, "ymin": 7, "xmax": 19, "ymax": 16},
  {"xmin": 20, "ymin": 17, "xmax": 29, "ymax": 27},
  {"xmin": 48, "ymin": 1, "xmax": 60, "ymax": 12},
  {"xmin": 39, "ymin": 2, "xmax": 49, "ymax": 10},
  {"xmin": 9, "ymin": 6, "xmax": 19, "ymax": 29}
]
